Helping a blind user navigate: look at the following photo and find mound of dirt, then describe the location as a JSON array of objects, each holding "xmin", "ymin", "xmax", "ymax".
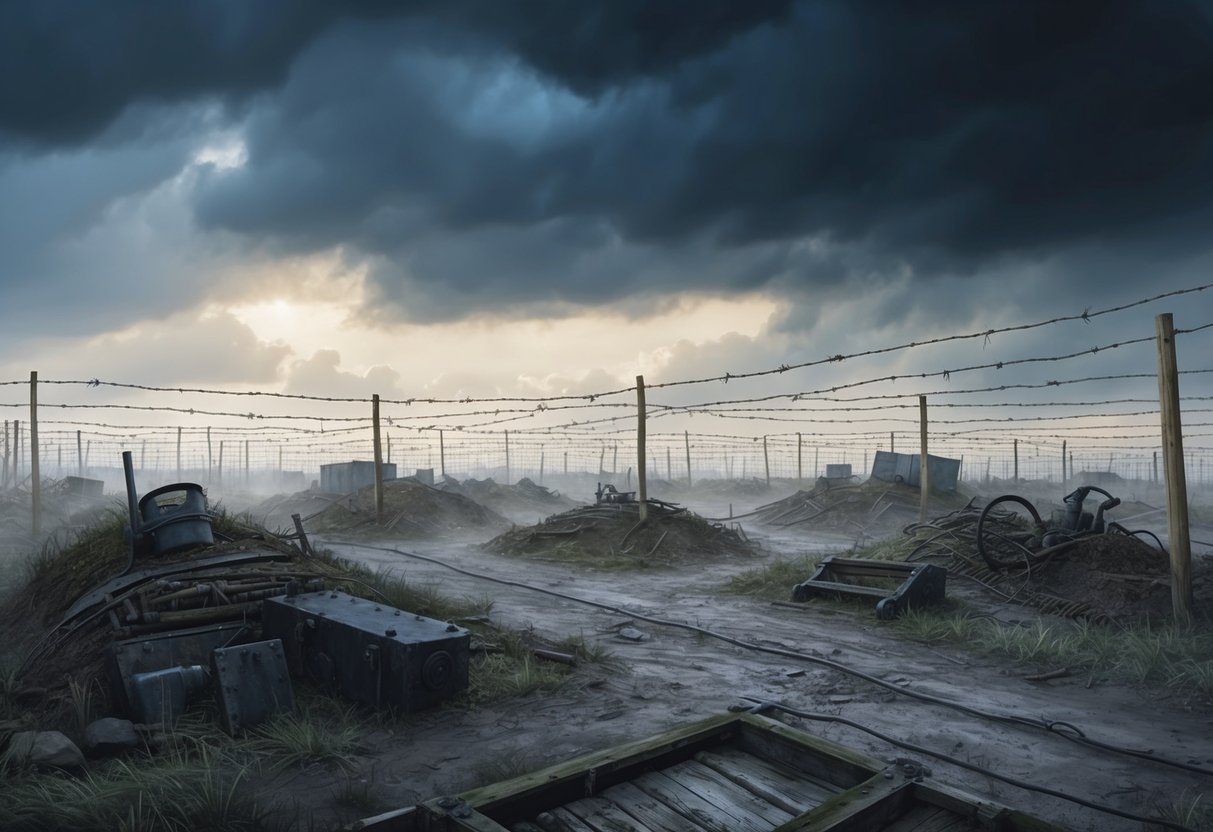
[
  {"xmin": 1031, "ymin": 533, "xmax": 1180, "ymax": 622},
  {"xmin": 306, "ymin": 477, "xmax": 511, "ymax": 540},
  {"xmin": 735, "ymin": 478, "xmax": 969, "ymax": 537},
  {"xmin": 435, "ymin": 477, "xmax": 580, "ymax": 524},
  {"xmin": 485, "ymin": 501, "xmax": 758, "ymax": 566}
]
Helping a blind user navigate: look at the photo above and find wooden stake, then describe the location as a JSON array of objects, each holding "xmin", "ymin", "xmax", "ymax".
[
  {"xmin": 918, "ymin": 395, "xmax": 930, "ymax": 523},
  {"xmin": 386, "ymin": 434, "xmax": 391, "ymax": 465},
  {"xmin": 890, "ymin": 431, "xmax": 895, "ymax": 454},
  {"xmin": 762, "ymin": 435, "xmax": 770, "ymax": 489},
  {"xmin": 207, "ymin": 427, "xmax": 212, "ymax": 482},
  {"xmin": 372, "ymin": 394, "xmax": 384, "ymax": 525},
  {"xmin": 563, "ymin": 450, "xmax": 568, "ymax": 474},
  {"xmin": 797, "ymin": 432, "xmax": 803, "ymax": 484},
  {"xmin": 1155, "ymin": 312, "xmax": 1192, "ymax": 622},
  {"xmin": 30, "ymin": 372, "xmax": 40, "ymax": 535},
  {"xmin": 598, "ymin": 445, "xmax": 605, "ymax": 475},
  {"xmin": 684, "ymin": 430, "xmax": 692, "ymax": 488},
  {"xmin": 176, "ymin": 427, "xmax": 182, "ymax": 482},
  {"xmin": 2, "ymin": 420, "xmax": 8, "ymax": 489},
  {"xmin": 244, "ymin": 439, "xmax": 250, "ymax": 487},
  {"xmin": 439, "ymin": 430, "xmax": 446, "ymax": 478},
  {"xmin": 218, "ymin": 440, "xmax": 224, "ymax": 485},
  {"xmin": 1062, "ymin": 440, "xmax": 1067, "ymax": 483},
  {"xmin": 636, "ymin": 375, "xmax": 648, "ymax": 521},
  {"xmin": 13, "ymin": 419, "xmax": 19, "ymax": 483},
  {"xmin": 505, "ymin": 430, "xmax": 511, "ymax": 484},
  {"xmin": 666, "ymin": 446, "xmax": 671, "ymax": 480},
  {"xmin": 1013, "ymin": 438, "xmax": 1019, "ymax": 483},
  {"xmin": 1153, "ymin": 451, "xmax": 1159, "ymax": 483},
  {"xmin": 77, "ymin": 429, "xmax": 83, "ymax": 477},
  {"xmin": 539, "ymin": 450, "xmax": 545, "ymax": 484}
]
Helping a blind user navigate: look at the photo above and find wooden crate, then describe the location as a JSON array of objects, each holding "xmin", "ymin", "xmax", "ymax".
[{"xmin": 354, "ymin": 713, "xmax": 1062, "ymax": 832}]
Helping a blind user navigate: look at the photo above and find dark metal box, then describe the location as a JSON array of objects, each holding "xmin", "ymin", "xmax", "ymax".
[{"xmin": 261, "ymin": 590, "xmax": 469, "ymax": 712}]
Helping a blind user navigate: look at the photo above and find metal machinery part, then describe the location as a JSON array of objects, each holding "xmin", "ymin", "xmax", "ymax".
[
  {"xmin": 595, "ymin": 483, "xmax": 636, "ymax": 504},
  {"xmin": 792, "ymin": 556, "xmax": 947, "ymax": 619},
  {"xmin": 128, "ymin": 664, "xmax": 209, "ymax": 724},
  {"xmin": 262, "ymin": 590, "xmax": 470, "ymax": 712},
  {"xmin": 975, "ymin": 484, "xmax": 1153, "ymax": 571}
]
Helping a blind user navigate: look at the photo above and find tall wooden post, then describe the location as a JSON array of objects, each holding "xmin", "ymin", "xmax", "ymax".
[
  {"xmin": 1061, "ymin": 440, "xmax": 1067, "ymax": 483},
  {"xmin": 762, "ymin": 435, "xmax": 771, "ymax": 489},
  {"xmin": 439, "ymin": 430, "xmax": 446, "ymax": 478},
  {"xmin": 1153, "ymin": 451, "xmax": 1159, "ymax": 483},
  {"xmin": 30, "ymin": 372, "xmax": 41, "ymax": 535},
  {"xmin": 598, "ymin": 445, "xmax": 606, "ymax": 475},
  {"xmin": 1013, "ymin": 439, "xmax": 1019, "ymax": 482},
  {"xmin": 563, "ymin": 450, "xmax": 568, "ymax": 474},
  {"xmin": 176, "ymin": 427, "xmax": 182, "ymax": 482},
  {"xmin": 504, "ymin": 430, "xmax": 511, "ymax": 484},
  {"xmin": 140, "ymin": 438, "xmax": 145, "ymax": 469},
  {"xmin": 77, "ymin": 430, "xmax": 83, "ymax": 477},
  {"xmin": 797, "ymin": 432, "xmax": 803, "ymax": 484},
  {"xmin": 218, "ymin": 441, "xmax": 224, "ymax": 486},
  {"xmin": 372, "ymin": 394, "xmax": 384, "ymax": 525},
  {"xmin": 13, "ymin": 419, "xmax": 19, "ymax": 483},
  {"xmin": 206, "ymin": 427, "xmax": 213, "ymax": 482},
  {"xmin": 244, "ymin": 439, "xmax": 250, "ymax": 487},
  {"xmin": 539, "ymin": 450, "xmax": 545, "ymax": 484},
  {"xmin": 918, "ymin": 395, "xmax": 930, "ymax": 523},
  {"xmin": 1155, "ymin": 312, "xmax": 1192, "ymax": 622},
  {"xmin": 684, "ymin": 430, "xmax": 692, "ymax": 487},
  {"xmin": 890, "ymin": 431, "xmax": 895, "ymax": 453},
  {"xmin": 386, "ymin": 434, "xmax": 391, "ymax": 466},
  {"xmin": 636, "ymin": 375, "xmax": 648, "ymax": 521},
  {"xmin": 814, "ymin": 447, "xmax": 819, "ymax": 480},
  {"xmin": 2, "ymin": 420, "xmax": 8, "ymax": 489},
  {"xmin": 667, "ymin": 447, "xmax": 672, "ymax": 480}
]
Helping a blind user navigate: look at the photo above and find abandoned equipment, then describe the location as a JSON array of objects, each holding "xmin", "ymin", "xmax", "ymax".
[
  {"xmin": 262, "ymin": 590, "xmax": 470, "ymax": 712},
  {"xmin": 975, "ymin": 484, "xmax": 1165, "ymax": 570},
  {"xmin": 122, "ymin": 449, "xmax": 213, "ymax": 563},
  {"xmin": 791, "ymin": 556, "xmax": 947, "ymax": 619}
]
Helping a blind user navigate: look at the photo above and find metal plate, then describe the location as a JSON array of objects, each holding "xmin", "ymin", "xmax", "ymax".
[{"xmin": 211, "ymin": 639, "xmax": 294, "ymax": 735}]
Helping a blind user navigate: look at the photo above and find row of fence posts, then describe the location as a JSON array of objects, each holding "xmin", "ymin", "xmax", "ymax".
[{"xmin": 12, "ymin": 315, "xmax": 1197, "ymax": 620}]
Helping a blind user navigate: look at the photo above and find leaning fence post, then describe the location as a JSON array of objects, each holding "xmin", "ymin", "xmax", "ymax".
[
  {"xmin": 1155, "ymin": 312, "xmax": 1192, "ymax": 622},
  {"xmin": 30, "ymin": 372, "xmax": 41, "ymax": 536}
]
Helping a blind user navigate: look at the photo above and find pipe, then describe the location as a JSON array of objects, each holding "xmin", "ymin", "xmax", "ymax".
[{"xmin": 122, "ymin": 450, "xmax": 140, "ymax": 536}]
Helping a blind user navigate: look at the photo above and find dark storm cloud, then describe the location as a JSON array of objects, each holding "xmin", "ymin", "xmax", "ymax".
[{"xmin": 5, "ymin": 1, "xmax": 1213, "ymax": 319}]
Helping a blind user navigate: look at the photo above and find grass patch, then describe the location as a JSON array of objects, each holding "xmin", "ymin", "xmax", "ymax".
[
  {"xmin": 719, "ymin": 555, "xmax": 822, "ymax": 601},
  {"xmin": 893, "ymin": 609, "xmax": 1213, "ymax": 695},
  {"xmin": 247, "ymin": 692, "xmax": 365, "ymax": 770},
  {"xmin": 0, "ymin": 745, "xmax": 266, "ymax": 832}
]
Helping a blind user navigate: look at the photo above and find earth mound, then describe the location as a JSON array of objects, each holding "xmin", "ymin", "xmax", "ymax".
[{"xmin": 306, "ymin": 477, "xmax": 511, "ymax": 540}]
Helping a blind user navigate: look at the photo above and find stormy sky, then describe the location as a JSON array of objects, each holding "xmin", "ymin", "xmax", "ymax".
[{"xmin": 3, "ymin": 0, "xmax": 1213, "ymax": 473}]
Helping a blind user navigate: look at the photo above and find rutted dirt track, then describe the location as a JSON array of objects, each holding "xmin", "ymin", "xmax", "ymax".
[{"xmin": 287, "ymin": 536, "xmax": 1213, "ymax": 832}]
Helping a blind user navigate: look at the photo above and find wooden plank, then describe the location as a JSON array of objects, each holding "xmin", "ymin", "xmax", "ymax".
[
  {"xmin": 461, "ymin": 714, "xmax": 741, "ymax": 819},
  {"xmin": 882, "ymin": 805, "xmax": 955, "ymax": 832},
  {"xmin": 772, "ymin": 776, "xmax": 914, "ymax": 832},
  {"xmin": 798, "ymin": 580, "xmax": 888, "ymax": 598},
  {"xmin": 563, "ymin": 795, "xmax": 654, "ymax": 832},
  {"xmin": 665, "ymin": 760, "xmax": 794, "ymax": 827},
  {"xmin": 601, "ymin": 781, "xmax": 713, "ymax": 832},
  {"xmin": 632, "ymin": 772, "xmax": 748, "ymax": 832},
  {"xmin": 735, "ymin": 715, "xmax": 881, "ymax": 791},
  {"xmin": 537, "ymin": 808, "xmax": 599, "ymax": 832},
  {"xmin": 693, "ymin": 749, "xmax": 837, "ymax": 813}
]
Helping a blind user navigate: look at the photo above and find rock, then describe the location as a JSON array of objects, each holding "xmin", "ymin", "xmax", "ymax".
[
  {"xmin": 83, "ymin": 717, "xmax": 139, "ymax": 755},
  {"xmin": 6, "ymin": 731, "xmax": 86, "ymax": 769},
  {"xmin": 616, "ymin": 627, "xmax": 647, "ymax": 642}
]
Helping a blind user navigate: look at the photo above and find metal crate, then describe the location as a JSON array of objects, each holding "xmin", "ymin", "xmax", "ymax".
[{"xmin": 261, "ymin": 590, "xmax": 469, "ymax": 712}]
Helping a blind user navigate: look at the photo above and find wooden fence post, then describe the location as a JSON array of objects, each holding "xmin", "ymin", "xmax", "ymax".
[
  {"xmin": 684, "ymin": 430, "xmax": 692, "ymax": 488},
  {"xmin": 207, "ymin": 427, "xmax": 212, "ymax": 483},
  {"xmin": 1155, "ymin": 312, "xmax": 1192, "ymax": 622},
  {"xmin": 439, "ymin": 430, "xmax": 446, "ymax": 478},
  {"xmin": 30, "ymin": 372, "xmax": 40, "ymax": 536},
  {"xmin": 504, "ymin": 429, "xmax": 511, "ymax": 484},
  {"xmin": 918, "ymin": 395, "xmax": 930, "ymax": 523},
  {"xmin": 244, "ymin": 439, "xmax": 250, "ymax": 487},
  {"xmin": 763, "ymin": 435, "xmax": 770, "ymax": 489},
  {"xmin": 539, "ymin": 450, "xmax": 545, "ymax": 484},
  {"xmin": 666, "ymin": 447, "xmax": 671, "ymax": 480},
  {"xmin": 637, "ymin": 375, "xmax": 648, "ymax": 521},
  {"xmin": 563, "ymin": 450, "xmax": 568, "ymax": 475},
  {"xmin": 77, "ymin": 429, "xmax": 83, "ymax": 477},
  {"xmin": 372, "ymin": 394, "xmax": 384, "ymax": 525},
  {"xmin": 890, "ymin": 431, "xmax": 895, "ymax": 454},
  {"xmin": 797, "ymin": 432, "xmax": 803, "ymax": 484},
  {"xmin": 1061, "ymin": 440, "xmax": 1067, "ymax": 483},
  {"xmin": 176, "ymin": 427, "xmax": 182, "ymax": 482},
  {"xmin": 1013, "ymin": 438, "xmax": 1019, "ymax": 483},
  {"xmin": 218, "ymin": 441, "xmax": 224, "ymax": 486}
]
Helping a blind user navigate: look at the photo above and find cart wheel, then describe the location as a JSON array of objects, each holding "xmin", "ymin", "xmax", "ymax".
[{"xmin": 976, "ymin": 495, "xmax": 1045, "ymax": 570}]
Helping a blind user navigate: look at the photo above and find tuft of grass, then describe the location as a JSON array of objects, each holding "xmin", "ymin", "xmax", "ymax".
[
  {"xmin": 471, "ymin": 748, "xmax": 551, "ymax": 786},
  {"xmin": 719, "ymin": 555, "xmax": 822, "ymax": 601},
  {"xmin": 1151, "ymin": 788, "xmax": 1212, "ymax": 831},
  {"xmin": 248, "ymin": 697, "xmax": 365, "ymax": 770},
  {"xmin": 0, "ymin": 745, "xmax": 266, "ymax": 832},
  {"xmin": 467, "ymin": 653, "xmax": 567, "ymax": 703}
]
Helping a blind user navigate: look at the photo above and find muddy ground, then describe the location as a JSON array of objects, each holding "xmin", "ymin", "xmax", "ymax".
[{"xmin": 242, "ymin": 524, "xmax": 1213, "ymax": 832}]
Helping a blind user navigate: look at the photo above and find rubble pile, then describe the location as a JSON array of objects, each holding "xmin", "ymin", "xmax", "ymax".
[
  {"xmin": 485, "ymin": 499, "xmax": 758, "ymax": 566},
  {"xmin": 303, "ymin": 477, "xmax": 511, "ymax": 540}
]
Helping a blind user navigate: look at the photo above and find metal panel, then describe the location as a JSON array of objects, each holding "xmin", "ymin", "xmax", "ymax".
[
  {"xmin": 211, "ymin": 639, "xmax": 294, "ymax": 734},
  {"xmin": 824, "ymin": 464, "xmax": 852, "ymax": 479},
  {"xmin": 320, "ymin": 461, "xmax": 398, "ymax": 493},
  {"xmin": 262, "ymin": 590, "xmax": 469, "ymax": 712},
  {"xmin": 869, "ymin": 451, "xmax": 960, "ymax": 492}
]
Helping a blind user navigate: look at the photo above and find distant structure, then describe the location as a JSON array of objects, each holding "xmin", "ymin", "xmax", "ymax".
[
  {"xmin": 319, "ymin": 461, "xmax": 397, "ymax": 493},
  {"xmin": 870, "ymin": 450, "xmax": 960, "ymax": 492}
]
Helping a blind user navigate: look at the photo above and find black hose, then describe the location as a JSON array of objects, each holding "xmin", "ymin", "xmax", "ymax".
[
  {"xmin": 329, "ymin": 540, "xmax": 1213, "ymax": 778},
  {"xmin": 741, "ymin": 699, "xmax": 1198, "ymax": 832}
]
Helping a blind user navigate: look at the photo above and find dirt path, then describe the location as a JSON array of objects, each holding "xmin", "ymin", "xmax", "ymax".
[{"xmin": 282, "ymin": 535, "xmax": 1213, "ymax": 832}]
